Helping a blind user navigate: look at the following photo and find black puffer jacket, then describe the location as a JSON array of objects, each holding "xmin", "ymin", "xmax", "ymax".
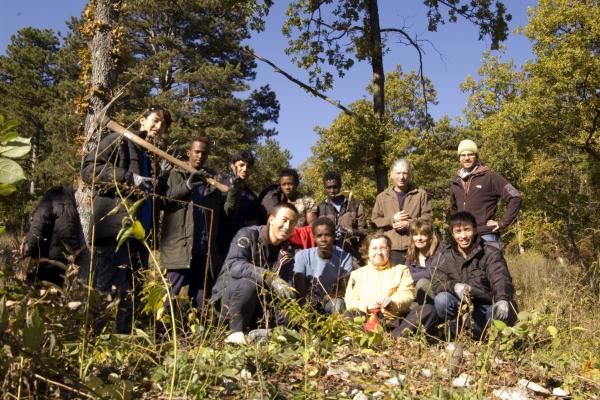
[
  {"xmin": 25, "ymin": 186, "xmax": 83, "ymax": 262},
  {"xmin": 217, "ymin": 173, "xmax": 261, "ymax": 255},
  {"xmin": 81, "ymin": 131, "xmax": 164, "ymax": 243},
  {"xmin": 432, "ymin": 240, "xmax": 514, "ymax": 304}
]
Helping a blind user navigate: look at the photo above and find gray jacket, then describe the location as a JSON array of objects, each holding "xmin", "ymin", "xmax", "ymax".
[{"xmin": 159, "ymin": 167, "xmax": 224, "ymax": 270}]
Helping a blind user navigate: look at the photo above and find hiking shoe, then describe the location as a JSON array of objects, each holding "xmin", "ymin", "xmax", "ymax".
[{"xmin": 225, "ymin": 331, "xmax": 246, "ymax": 344}]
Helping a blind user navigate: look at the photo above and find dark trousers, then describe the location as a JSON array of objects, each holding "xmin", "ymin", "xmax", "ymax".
[
  {"xmin": 389, "ymin": 304, "xmax": 439, "ymax": 337},
  {"xmin": 390, "ymin": 250, "xmax": 407, "ymax": 266},
  {"xmin": 166, "ymin": 254, "xmax": 211, "ymax": 311},
  {"xmin": 214, "ymin": 278, "xmax": 288, "ymax": 332},
  {"xmin": 81, "ymin": 240, "xmax": 148, "ymax": 335},
  {"xmin": 27, "ymin": 263, "xmax": 65, "ymax": 287}
]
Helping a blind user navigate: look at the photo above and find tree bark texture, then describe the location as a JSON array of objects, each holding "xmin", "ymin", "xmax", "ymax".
[
  {"xmin": 77, "ymin": 0, "xmax": 121, "ymax": 245},
  {"xmin": 365, "ymin": 0, "xmax": 388, "ymax": 192}
]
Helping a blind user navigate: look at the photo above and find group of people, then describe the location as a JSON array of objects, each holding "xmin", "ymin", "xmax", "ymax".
[{"xmin": 22, "ymin": 105, "xmax": 522, "ymax": 341}]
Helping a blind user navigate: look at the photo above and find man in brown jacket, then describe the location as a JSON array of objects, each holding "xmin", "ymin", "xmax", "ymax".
[
  {"xmin": 450, "ymin": 140, "xmax": 521, "ymax": 249},
  {"xmin": 371, "ymin": 159, "xmax": 433, "ymax": 265}
]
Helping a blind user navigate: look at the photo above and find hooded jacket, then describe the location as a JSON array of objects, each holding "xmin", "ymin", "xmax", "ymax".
[
  {"xmin": 450, "ymin": 165, "xmax": 521, "ymax": 235},
  {"xmin": 432, "ymin": 240, "xmax": 515, "ymax": 305},
  {"xmin": 81, "ymin": 131, "xmax": 164, "ymax": 243},
  {"xmin": 25, "ymin": 186, "xmax": 84, "ymax": 263}
]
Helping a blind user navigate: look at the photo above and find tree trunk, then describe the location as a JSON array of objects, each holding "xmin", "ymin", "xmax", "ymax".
[
  {"xmin": 76, "ymin": 0, "xmax": 121, "ymax": 245},
  {"xmin": 365, "ymin": 0, "xmax": 388, "ymax": 192}
]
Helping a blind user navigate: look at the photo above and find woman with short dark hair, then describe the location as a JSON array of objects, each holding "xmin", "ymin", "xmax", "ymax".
[{"xmin": 345, "ymin": 233, "xmax": 438, "ymax": 336}]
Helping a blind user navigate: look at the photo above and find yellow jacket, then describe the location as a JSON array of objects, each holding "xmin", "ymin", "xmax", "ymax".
[{"xmin": 345, "ymin": 263, "xmax": 415, "ymax": 321}]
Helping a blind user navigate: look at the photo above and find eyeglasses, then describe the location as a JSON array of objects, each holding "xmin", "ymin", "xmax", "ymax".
[{"xmin": 459, "ymin": 153, "xmax": 476, "ymax": 158}]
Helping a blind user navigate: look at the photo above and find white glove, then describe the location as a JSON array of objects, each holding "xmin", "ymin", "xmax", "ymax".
[
  {"xmin": 132, "ymin": 173, "xmax": 152, "ymax": 191},
  {"xmin": 492, "ymin": 300, "xmax": 510, "ymax": 320},
  {"xmin": 454, "ymin": 283, "xmax": 469, "ymax": 300}
]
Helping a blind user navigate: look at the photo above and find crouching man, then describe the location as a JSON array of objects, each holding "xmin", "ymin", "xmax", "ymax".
[
  {"xmin": 293, "ymin": 217, "xmax": 353, "ymax": 314},
  {"xmin": 433, "ymin": 211, "xmax": 517, "ymax": 339},
  {"xmin": 211, "ymin": 203, "xmax": 299, "ymax": 337}
]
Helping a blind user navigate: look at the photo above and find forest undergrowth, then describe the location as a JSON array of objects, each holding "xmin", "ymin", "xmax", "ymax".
[{"xmin": 1, "ymin": 233, "xmax": 599, "ymax": 399}]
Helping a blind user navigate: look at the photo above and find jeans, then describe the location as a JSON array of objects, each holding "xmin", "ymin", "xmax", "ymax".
[
  {"xmin": 434, "ymin": 291, "xmax": 516, "ymax": 339},
  {"xmin": 480, "ymin": 233, "xmax": 503, "ymax": 250}
]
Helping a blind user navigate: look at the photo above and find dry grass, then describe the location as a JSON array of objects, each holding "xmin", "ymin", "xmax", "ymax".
[{"xmin": 507, "ymin": 251, "xmax": 600, "ymax": 357}]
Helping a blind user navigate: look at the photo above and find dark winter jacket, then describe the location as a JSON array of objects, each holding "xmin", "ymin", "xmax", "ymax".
[
  {"xmin": 160, "ymin": 167, "xmax": 224, "ymax": 270},
  {"xmin": 405, "ymin": 245, "xmax": 443, "ymax": 282},
  {"xmin": 317, "ymin": 196, "xmax": 367, "ymax": 253},
  {"xmin": 432, "ymin": 240, "xmax": 515, "ymax": 305},
  {"xmin": 371, "ymin": 186, "xmax": 433, "ymax": 251},
  {"xmin": 259, "ymin": 185, "xmax": 317, "ymax": 227},
  {"xmin": 450, "ymin": 165, "xmax": 521, "ymax": 235},
  {"xmin": 25, "ymin": 186, "xmax": 84, "ymax": 263},
  {"xmin": 211, "ymin": 225, "xmax": 294, "ymax": 301},
  {"xmin": 217, "ymin": 173, "xmax": 261, "ymax": 255},
  {"xmin": 81, "ymin": 131, "xmax": 164, "ymax": 243}
]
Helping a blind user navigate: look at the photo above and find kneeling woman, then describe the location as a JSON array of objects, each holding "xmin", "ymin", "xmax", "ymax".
[
  {"xmin": 344, "ymin": 233, "xmax": 438, "ymax": 336},
  {"xmin": 405, "ymin": 219, "xmax": 443, "ymax": 305}
]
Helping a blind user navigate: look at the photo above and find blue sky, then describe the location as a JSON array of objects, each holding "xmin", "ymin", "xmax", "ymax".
[{"xmin": 0, "ymin": 1, "xmax": 537, "ymax": 166}]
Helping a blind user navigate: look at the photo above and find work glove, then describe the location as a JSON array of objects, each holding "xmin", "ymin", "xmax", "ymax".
[
  {"xmin": 132, "ymin": 173, "xmax": 153, "ymax": 191},
  {"xmin": 336, "ymin": 226, "xmax": 353, "ymax": 241},
  {"xmin": 159, "ymin": 158, "xmax": 173, "ymax": 175},
  {"xmin": 186, "ymin": 169, "xmax": 210, "ymax": 190},
  {"xmin": 492, "ymin": 300, "xmax": 510, "ymax": 320},
  {"xmin": 269, "ymin": 276, "xmax": 296, "ymax": 300},
  {"xmin": 454, "ymin": 282, "xmax": 470, "ymax": 300}
]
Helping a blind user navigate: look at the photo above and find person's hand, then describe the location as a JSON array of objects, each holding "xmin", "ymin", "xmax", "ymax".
[
  {"xmin": 486, "ymin": 220, "xmax": 500, "ymax": 232},
  {"xmin": 393, "ymin": 210, "xmax": 410, "ymax": 231},
  {"xmin": 159, "ymin": 158, "xmax": 173, "ymax": 174},
  {"xmin": 132, "ymin": 173, "xmax": 153, "ymax": 191},
  {"xmin": 379, "ymin": 296, "xmax": 391, "ymax": 308},
  {"xmin": 492, "ymin": 300, "xmax": 510, "ymax": 320},
  {"xmin": 336, "ymin": 226, "xmax": 353, "ymax": 239},
  {"xmin": 454, "ymin": 283, "xmax": 470, "ymax": 300},
  {"xmin": 269, "ymin": 277, "xmax": 296, "ymax": 299},
  {"xmin": 186, "ymin": 169, "xmax": 210, "ymax": 190}
]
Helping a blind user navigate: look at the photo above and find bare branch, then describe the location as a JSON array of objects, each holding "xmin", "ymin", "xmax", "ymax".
[
  {"xmin": 381, "ymin": 28, "xmax": 430, "ymax": 121},
  {"xmin": 246, "ymin": 48, "xmax": 354, "ymax": 116}
]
